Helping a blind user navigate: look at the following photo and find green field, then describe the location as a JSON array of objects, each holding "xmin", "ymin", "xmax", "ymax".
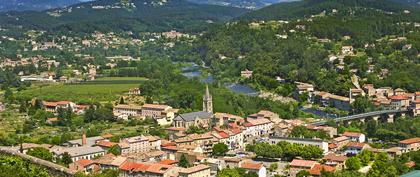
[{"xmin": 16, "ymin": 77, "xmax": 147, "ymax": 103}]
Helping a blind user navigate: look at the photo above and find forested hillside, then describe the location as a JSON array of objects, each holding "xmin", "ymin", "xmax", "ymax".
[
  {"xmin": 187, "ymin": 0, "xmax": 420, "ymax": 95},
  {"xmin": 0, "ymin": 0, "xmax": 248, "ymax": 34}
]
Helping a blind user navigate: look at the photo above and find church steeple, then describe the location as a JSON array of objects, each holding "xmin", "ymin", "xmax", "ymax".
[{"xmin": 203, "ymin": 85, "xmax": 213, "ymax": 113}]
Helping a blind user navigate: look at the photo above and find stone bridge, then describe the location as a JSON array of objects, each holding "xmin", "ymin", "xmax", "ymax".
[
  {"xmin": 0, "ymin": 147, "xmax": 76, "ymax": 177},
  {"xmin": 311, "ymin": 109, "xmax": 410, "ymax": 126}
]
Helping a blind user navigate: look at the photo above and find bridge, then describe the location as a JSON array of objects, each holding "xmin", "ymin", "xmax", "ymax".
[{"xmin": 311, "ymin": 109, "xmax": 410, "ymax": 126}]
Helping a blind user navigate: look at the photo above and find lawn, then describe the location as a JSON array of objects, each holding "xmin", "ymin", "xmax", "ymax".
[{"xmin": 16, "ymin": 77, "xmax": 147, "ymax": 103}]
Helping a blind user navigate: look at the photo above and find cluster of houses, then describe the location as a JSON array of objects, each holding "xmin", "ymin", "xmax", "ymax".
[
  {"xmin": 13, "ymin": 85, "xmax": 419, "ymax": 177},
  {"xmin": 294, "ymin": 81, "xmax": 420, "ymax": 115},
  {"xmin": 42, "ymin": 100, "xmax": 90, "ymax": 115}
]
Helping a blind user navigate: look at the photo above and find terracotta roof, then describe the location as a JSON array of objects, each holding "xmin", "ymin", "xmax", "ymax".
[
  {"xmin": 343, "ymin": 131, "xmax": 363, "ymax": 138},
  {"xmin": 218, "ymin": 131, "xmax": 230, "ymax": 139},
  {"xmin": 179, "ymin": 164, "xmax": 210, "ymax": 174},
  {"xmin": 114, "ymin": 104, "xmax": 142, "ymax": 110},
  {"xmin": 142, "ymin": 104, "xmax": 170, "ymax": 110},
  {"xmin": 333, "ymin": 136, "xmax": 348, "ymax": 142},
  {"xmin": 405, "ymin": 161, "xmax": 416, "ymax": 168},
  {"xmin": 158, "ymin": 159, "xmax": 177, "ymax": 165},
  {"xmin": 323, "ymin": 153, "xmax": 347, "ymax": 162},
  {"xmin": 390, "ymin": 95, "xmax": 408, "ymax": 101},
  {"xmin": 399, "ymin": 137, "xmax": 420, "ymax": 144},
  {"xmin": 119, "ymin": 161, "xmax": 149, "ymax": 172},
  {"xmin": 290, "ymin": 159, "xmax": 318, "ymax": 168},
  {"xmin": 47, "ymin": 117, "xmax": 59, "ymax": 122},
  {"xmin": 75, "ymin": 159, "xmax": 94, "ymax": 167},
  {"xmin": 96, "ymin": 141, "xmax": 117, "ymax": 148},
  {"xmin": 241, "ymin": 162, "xmax": 263, "ymax": 170},
  {"xmin": 246, "ymin": 118, "xmax": 272, "ymax": 126},
  {"xmin": 328, "ymin": 143, "xmax": 337, "ymax": 149},
  {"xmin": 146, "ymin": 163, "xmax": 172, "ymax": 174},
  {"xmin": 309, "ymin": 164, "xmax": 335, "ymax": 175},
  {"xmin": 347, "ymin": 142, "xmax": 366, "ymax": 149},
  {"xmin": 162, "ymin": 146, "xmax": 177, "ymax": 151},
  {"xmin": 101, "ymin": 133, "xmax": 113, "ymax": 139}
]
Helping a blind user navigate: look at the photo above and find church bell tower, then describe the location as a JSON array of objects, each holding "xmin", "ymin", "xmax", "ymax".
[{"xmin": 203, "ymin": 85, "xmax": 213, "ymax": 113}]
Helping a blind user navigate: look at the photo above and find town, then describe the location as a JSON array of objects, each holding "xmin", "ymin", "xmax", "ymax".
[{"xmin": 0, "ymin": 0, "xmax": 420, "ymax": 177}]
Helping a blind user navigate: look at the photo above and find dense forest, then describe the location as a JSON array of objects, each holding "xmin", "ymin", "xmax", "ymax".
[{"xmin": 0, "ymin": 0, "xmax": 248, "ymax": 34}]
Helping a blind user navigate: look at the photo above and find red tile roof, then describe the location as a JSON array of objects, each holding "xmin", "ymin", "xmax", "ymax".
[
  {"xmin": 218, "ymin": 131, "xmax": 230, "ymax": 139},
  {"xmin": 119, "ymin": 161, "xmax": 149, "ymax": 172},
  {"xmin": 241, "ymin": 162, "xmax": 263, "ymax": 170},
  {"xmin": 323, "ymin": 153, "xmax": 347, "ymax": 162},
  {"xmin": 142, "ymin": 104, "xmax": 170, "ymax": 110},
  {"xmin": 390, "ymin": 95, "xmax": 408, "ymax": 101},
  {"xmin": 246, "ymin": 118, "xmax": 272, "ymax": 126},
  {"xmin": 309, "ymin": 164, "xmax": 335, "ymax": 175},
  {"xmin": 290, "ymin": 159, "xmax": 318, "ymax": 168},
  {"xmin": 343, "ymin": 131, "xmax": 363, "ymax": 137},
  {"xmin": 76, "ymin": 159, "xmax": 94, "ymax": 167},
  {"xmin": 161, "ymin": 146, "xmax": 177, "ymax": 151},
  {"xmin": 158, "ymin": 159, "xmax": 177, "ymax": 165},
  {"xmin": 96, "ymin": 141, "xmax": 117, "ymax": 148},
  {"xmin": 347, "ymin": 142, "xmax": 366, "ymax": 149},
  {"xmin": 399, "ymin": 137, "xmax": 420, "ymax": 144}
]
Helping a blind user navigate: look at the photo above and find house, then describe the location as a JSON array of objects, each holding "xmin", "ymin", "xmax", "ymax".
[
  {"xmin": 94, "ymin": 155, "xmax": 127, "ymax": 170},
  {"xmin": 127, "ymin": 88, "xmax": 141, "ymax": 95},
  {"xmin": 411, "ymin": 99, "xmax": 420, "ymax": 116},
  {"xmin": 289, "ymin": 159, "xmax": 318, "ymax": 177},
  {"xmin": 305, "ymin": 125, "xmax": 337, "ymax": 138},
  {"xmin": 363, "ymin": 84, "xmax": 375, "ymax": 97},
  {"xmin": 323, "ymin": 153, "xmax": 347, "ymax": 170},
  {"xmin": 243, "ymin": 118, "xmax": 273, "ymax": 139},
  {"xmin": 328, "ymin": 94, "xmax": 353, "ymax": 111},
  {"xmin": 121, "ymin": 135, "xmax": 161, "ymax": 154},
  {"xmin": 390, "ymin": 95, "xmax": 410, "ymax": 109},
  {"xmin": 43, "ymin": 101, "xmax": 89, "ymax": 114},
  {"xmin": 119, "ymin": 161, "xmax": 177, "ymax": 177},
  {"xmin": 308, "ymin": 164, "xmax": 335, "ymax": 176},
  {"xmin": 343, "ymin": 131, "xmax": 366, "ymax": 143},
  {"xmin": 341, "ymin": 46, "xmax": 353, "ymax": 54},
  {"xmin": 178, "ymin": 164, "xmax": 211, "ymax": 177},
  {"xmin": 141, "ymin": 104, "xmax": 178, "ymax": 126},
  {"xmin": 240, "ymin": 162, "xmax": 266, "ymax": 177},
  {"xmin": 331, "ymin": 136, "xmax": 350, "ymax": 150},
  {"xmin": 294, "ymin": 82, "xmax": 314, "ymax": 102},
  {"xmin": 69, "ymin": 159, "xmax": 100, "ymax": 174},
  {"xmin": 67, "ymin": 134, "xmax": 106, "ymax": 147},
  {"xmin": 51, "ymin": 146, "xmax": 106, "ymax": 162},
  {"xmin": 269, "ymin": 136, "xmax": 329, "ymax": 154},
  {"xmin": 345, "ymin": 142, "xmax": 370, "ymax": 155},
  {"xmin": 173, "ymin": 111, "xmax": 213, "ymax": 129},
  {"xmin": 213, "ymin": 112, "xmax": 243, "ymax": 127},
  {"xmin": 241, "ymin": 69, "xmax": 253, "ymax": 78},
  {"xmin": 113, "ymin": 104, "xmax": 142, "ymax": 119},
  {"xmin": 399, "ymin": 137, "xmax": 420, "ymax": 153}
]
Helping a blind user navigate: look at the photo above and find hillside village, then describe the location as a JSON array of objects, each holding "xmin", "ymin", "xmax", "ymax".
[{"xmin": 0, "ymin": 0, "xmax": 420, "ymax": 177}]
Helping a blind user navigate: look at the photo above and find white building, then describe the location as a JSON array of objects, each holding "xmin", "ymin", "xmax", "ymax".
[{"xmin": 343, "ymin": 131, "xmax": 366, "ymax": 143}]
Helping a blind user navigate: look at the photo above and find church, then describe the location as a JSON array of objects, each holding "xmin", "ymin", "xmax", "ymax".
[{"xmin": 172, "ymin": 85, "xmax": 214, "ymax": 129}]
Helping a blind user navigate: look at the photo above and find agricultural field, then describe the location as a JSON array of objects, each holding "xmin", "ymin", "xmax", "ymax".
[{"xmin": 16, "ymin": 77, "xmax": 148, "ymax": 103}]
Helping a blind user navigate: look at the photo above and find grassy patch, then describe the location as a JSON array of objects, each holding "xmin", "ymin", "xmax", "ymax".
[{"xmin": 16, "ymin": 77, "xmax": 147, "ymax": 103}]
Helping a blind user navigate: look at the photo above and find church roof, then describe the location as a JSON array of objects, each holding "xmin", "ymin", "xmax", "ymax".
[{"xmin": 174, "ymin": 111, "xmax": 213, "ymax": 122}]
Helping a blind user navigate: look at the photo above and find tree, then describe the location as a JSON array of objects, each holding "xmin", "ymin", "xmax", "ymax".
[
  {"xmin": 4, "ymin": 88, "xmax": 13, "ymax": 102},
  {"xmin": 212, "ymin": 143, "xmax": 229, "ymax": 157},
  {"xmin": 107, "ymin": 145, "xmax": 121, "ymax": 156},
  {"xmin": 268, "ymin": 163, "xmax": 278, "ymax": 172},
  {"xmin": 119, "ymin": 97, "xmax": 125, "ymax": 104},
  {"xmin": 27, "ymin": 147, "xmax": 53, "ymax": 161},
  {"xmin": 352, "ymin": 96, "xmax": 374, "ymax": 114},
  {"xmin": 179, "ymin": 154, "xmax": 190, "ymax": 168},
  {"xmin": 217, "ymin": 168, "xmax": 241, "ymax": 177},
  {"xmin": 61, "ymin": 152, "xmax": 72, "ymax": 166},
  {"xmin": 296, "ymin": 170, "xmax": 311, "ymax": 177},
  {"xmin": 357, "ymin": 149, "xmax": 374, "ymax": 166},
  {"xmin": 346, "ymin": 157, "xmax": 362, "ymax": 171}
]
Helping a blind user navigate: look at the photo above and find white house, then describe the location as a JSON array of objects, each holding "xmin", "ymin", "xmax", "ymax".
[{"xmin": 343, "ymin": 131, "xmax": 366, "ymax": 143}]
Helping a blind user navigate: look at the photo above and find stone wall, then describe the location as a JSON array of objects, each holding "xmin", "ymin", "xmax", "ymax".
[{"xmin": 0, "ymin": 147, "xmax": 76, "ymax": 177}]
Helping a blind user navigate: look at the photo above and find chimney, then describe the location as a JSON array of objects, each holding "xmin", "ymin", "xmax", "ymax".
[{"xmin": 82, "ymin": 133, "xmax": 87, "ymax": 146}]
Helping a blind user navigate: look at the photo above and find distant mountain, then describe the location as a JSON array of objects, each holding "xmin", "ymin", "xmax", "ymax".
[
  {"xmin": 238, "ymin": 0, "xmax": 416, "ymax": 21},
  {"xmin": 0, "ymin": 0, "xmax": 248, "ymax": 34},
  {"xmin": 186, "ymin": 0, "xmax": 299, "ymax": 9},
  {"xmin": 0, "ymin": 0, "xmax": 94, "ymax": 12},
  {"xmin": 391, "ymin": 0, "xmax": 420, "ymax": 7}
]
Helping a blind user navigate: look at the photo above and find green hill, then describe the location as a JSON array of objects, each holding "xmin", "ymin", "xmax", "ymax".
[
  {"xmin": 0, "ymin": 0, "xmax": 249, "ymax": 34},
  {"xmin": 238, "ymin": 0, "xmax": 415, "ymax": 20}
]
